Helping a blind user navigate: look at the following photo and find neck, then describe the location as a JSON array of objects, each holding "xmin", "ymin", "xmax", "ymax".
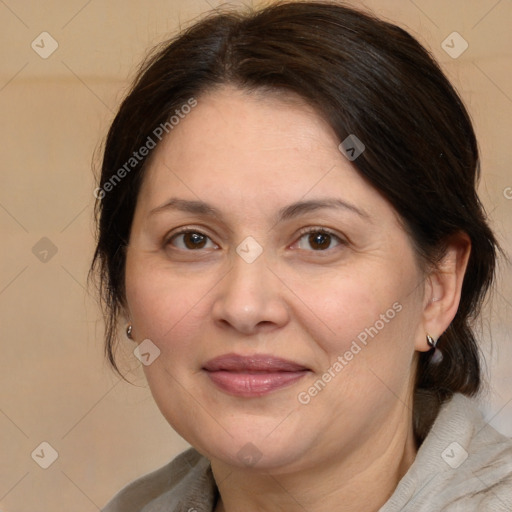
[{"xmin": 211, "ymin": 403, "xmax": 417, "ymax": 512}]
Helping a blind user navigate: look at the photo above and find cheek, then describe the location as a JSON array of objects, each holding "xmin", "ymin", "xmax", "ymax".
[
  {"xmin": 124, "ymin": 262, "xmax": 218, "ymax": 437},
  {"xmin": 283, "ymin": 264, "xmax": 409, "ymax": 352},
  {"xmin": 124, "ymin": 259, "xmax": 217, "ymax": 357},
  {"xmin": 287, "ymin": 258, "xmax": 423, "ymax": 395}
]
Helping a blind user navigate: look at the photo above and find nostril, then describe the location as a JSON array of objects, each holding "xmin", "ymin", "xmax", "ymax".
[{"xmin": 255, "ymin": 320, "xmax": 276, "ymax": 331}]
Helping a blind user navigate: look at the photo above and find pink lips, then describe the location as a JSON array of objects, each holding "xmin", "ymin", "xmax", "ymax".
[{"xmin": 203, "ymin": 353, "xmax": 309, "ymax": 397}]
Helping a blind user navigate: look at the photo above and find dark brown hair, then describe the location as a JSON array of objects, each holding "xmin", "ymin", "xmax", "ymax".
[{"xmin": 91, "ymin": 1, "xmax": 497, "ymax": 439}]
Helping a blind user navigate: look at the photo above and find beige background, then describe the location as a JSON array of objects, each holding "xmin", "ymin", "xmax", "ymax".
[{"xmin": 0, "ymin": 0, "xmax": 511, "ymax": 510}]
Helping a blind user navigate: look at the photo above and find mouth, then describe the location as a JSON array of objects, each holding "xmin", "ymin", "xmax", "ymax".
[{"xmin": 202, "ymin": 353, "xmax": 310, "ymax": 397}]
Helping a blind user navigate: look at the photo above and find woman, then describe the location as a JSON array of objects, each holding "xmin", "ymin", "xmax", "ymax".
[{"xmin": 92, "ymin": 2, "xmax": 512, "ymax": 510}]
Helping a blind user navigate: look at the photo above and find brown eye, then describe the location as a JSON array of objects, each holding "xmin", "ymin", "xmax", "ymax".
[
  {"xmin": 296, "ymin": 230, "xmax": 342, "ymax": 251},
  {"xmin": 308, "ymin": 232, "xmax": 331, "ymax": 250},
  {"xmin": 169, "ymin": 231, "xmax": 217, "ymax": 250}
]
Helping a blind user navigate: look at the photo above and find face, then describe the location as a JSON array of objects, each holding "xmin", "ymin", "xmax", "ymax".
[{"xmin": 125, "ymin": 85, "xmax": 428, "ymax": 472}]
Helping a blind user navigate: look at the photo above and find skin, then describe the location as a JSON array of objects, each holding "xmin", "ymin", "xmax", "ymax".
[{"xmin": 124, "ymin": 85, "xmax": 470, "ymax": 512}]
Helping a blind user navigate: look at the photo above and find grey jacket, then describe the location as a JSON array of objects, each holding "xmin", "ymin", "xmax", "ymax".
[{"xmin": 103, "ymin": 393, "xmax": 512, "ymax": 511}]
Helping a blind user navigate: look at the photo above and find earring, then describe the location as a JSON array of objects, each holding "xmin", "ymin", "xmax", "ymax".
[
  {"xmin": 126, "ymin": 324, "xmax": 133, "ymax": 340},
  {"xmin": 426, "ymin": 333, "xmax": 437, "ymax": 349},
  {"xmin": 427, "ymin": 333, "xmax": 443, "ymax": 363}
]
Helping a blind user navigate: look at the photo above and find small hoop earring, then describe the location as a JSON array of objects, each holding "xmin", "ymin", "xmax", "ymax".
[
  {"xmin": 126, "ymin": 324, "xmax": 133, "ymax": 340},
  {"xmin": 426, "ymin": 333, "xmax": 437, "ymax": 349}
]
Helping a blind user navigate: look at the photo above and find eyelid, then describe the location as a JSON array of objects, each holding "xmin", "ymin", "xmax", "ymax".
[
  {"xmin": 295, "ymin": 226, "xmax": 346, "ymax": 242},
  {"xmin": 165, "ymin": 226, "xmax": 219, "ymax": 249},
  {"xmin": 163, "ymin": 225, "xmax": 347, "ymax": 252}
]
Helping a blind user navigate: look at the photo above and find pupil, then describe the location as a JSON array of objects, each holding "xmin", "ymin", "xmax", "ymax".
[
  {"xmin": 309, "ymin": 232, "xmax": 330, "ymax": 250},
  {"xmin": 185, "ymin": 232, "xmax": 206, "ymax": 249}
]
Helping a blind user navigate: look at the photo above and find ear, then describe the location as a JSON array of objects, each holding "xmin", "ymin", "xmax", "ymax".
[{"xmin": 415, "ymin": 232, "xmax": 471, "ymax": 352}]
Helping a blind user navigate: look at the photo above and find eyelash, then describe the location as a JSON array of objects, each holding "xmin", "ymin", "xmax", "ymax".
[
  {"xmin": 294, "ymin": 227, "xmax": 346, "ymax": 251},
  {"xmin": 165, "ymin": 226, "xmax": 346, "ymax": 252},
  {"xmin": 165, "ymin": 227, "xmax": 218, "ymax": 251}
]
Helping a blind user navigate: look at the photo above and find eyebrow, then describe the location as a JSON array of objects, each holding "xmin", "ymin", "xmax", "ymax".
[{"xmin": 149, "ymin": 197, "xmax": 369, "ymax": 222}]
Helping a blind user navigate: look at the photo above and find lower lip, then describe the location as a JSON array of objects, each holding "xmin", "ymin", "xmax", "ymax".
[{"xmin": 205, "ymin": 370, "xmax": 308, "ymax": 397}]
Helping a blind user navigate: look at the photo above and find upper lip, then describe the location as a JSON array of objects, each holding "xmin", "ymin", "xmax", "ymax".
[{"xmin": 203, "ymin": 353, "xmax": 309, "ymax": 372}]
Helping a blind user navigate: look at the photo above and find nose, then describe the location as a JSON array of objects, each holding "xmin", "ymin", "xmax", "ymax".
[{"xmin": 211, "ymin": 253, "xmax": 290, "ymax": 335}]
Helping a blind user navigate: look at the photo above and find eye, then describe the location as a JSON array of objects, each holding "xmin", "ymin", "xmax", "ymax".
[
  {"xmin": 167, "ymin": 229, "xmax": 218, "ymax": 250},
  {"xmin": 294, "ymin": 228, "xmax": 344, "ymax": 251}
]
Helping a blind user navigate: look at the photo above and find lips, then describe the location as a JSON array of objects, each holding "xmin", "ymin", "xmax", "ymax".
[
  {"xmin": 203, "ymin": 353, "xmax": 308, "ymax": 372},
  {"xmin": 202, "ymin": 353, "xmax": 310, "ymax": 397}
]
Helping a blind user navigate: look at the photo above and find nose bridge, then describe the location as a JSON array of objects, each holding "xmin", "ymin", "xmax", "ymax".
[
  {"xmin": 227, "ymin": 247, "xmax": 271, "ymax": 305},
  {"xmin": 212, "ymin": 246, "xmax": 289, "ymax": 333}
]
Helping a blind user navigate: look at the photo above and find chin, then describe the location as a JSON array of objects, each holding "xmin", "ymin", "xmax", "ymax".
[{"xmin": 184, "ymin": 416, "xmax": 315, "ymax": 472}]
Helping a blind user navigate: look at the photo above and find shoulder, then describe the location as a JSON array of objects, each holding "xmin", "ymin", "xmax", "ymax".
[
  {"xmin": 381, "ymin": 393, "xmax": 512, "ymax": 512},
  {"xmin": 450, "ymin": 394, "xmax": 512, "ymax": 510},
  {"xmin": 102, "ymin": 447, "xmax": 217, "ymax": 512}
]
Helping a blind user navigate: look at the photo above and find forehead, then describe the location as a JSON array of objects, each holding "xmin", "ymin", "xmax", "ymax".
[
  {"xmin": 169, "ymin": 86, "xmax": 338, "ymax": 160},
  {"xmin": 139, "ymin": 86, "xmax": 370, "ymax": 205}
]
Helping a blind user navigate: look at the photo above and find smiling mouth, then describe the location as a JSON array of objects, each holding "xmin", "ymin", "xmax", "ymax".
[{"xmin": 202, "ymin": 353, "xmax": 310, "ymax": 397}]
